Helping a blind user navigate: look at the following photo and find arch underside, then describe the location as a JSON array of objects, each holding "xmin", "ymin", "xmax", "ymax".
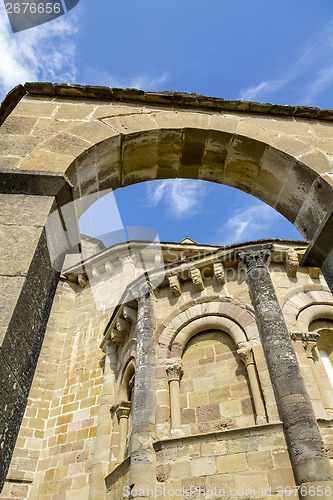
[{"xmin": 64, "ymin": 127, "xmax": 333, "ymax": 242}]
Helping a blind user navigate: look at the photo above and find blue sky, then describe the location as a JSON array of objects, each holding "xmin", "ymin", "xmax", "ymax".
[{"xmin": 1, "ymin": 1, "xmax": 333, "ymax": 246}]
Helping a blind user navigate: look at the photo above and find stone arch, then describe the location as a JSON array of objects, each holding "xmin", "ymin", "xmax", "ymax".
[
  {"xmin": 169, "ymin": 315, "xmax": 247, "ymax": 357},
  {"xmin": 282, "ymin": 289, "xmax": 333, "ymax": 329},
  {"xmin": 297, "ymin": 304, "xmax": 333, "ymax": 331},
  {"xmin": 157, "ymin": 299, "xmax": 267, "ymax": 426},
  {"xmin": 156, "ymin": 297, "xmax": 259, "ymax": 359},
  {"xmin": 4, "ymin": 92, "xmax": 333, "ymax": 237},
  {"xmin": 39, "ymin": 123, "xmax": 333, "ymax": 241}
]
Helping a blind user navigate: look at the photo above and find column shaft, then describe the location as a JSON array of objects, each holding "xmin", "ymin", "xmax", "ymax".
[
  {"xmin": 247, "ymin": 363, "xmax": 267, "ymax": 424},
  {"xmin": 88, "ymin": 341, "xmax": 117, "ymax": 500},
  {"xmin": 169, "ymin": 380, "xmax": 181, "ymax": 429},
  {"xmin": 129, "ymin": 289, "xmax": 156, "ymax": 496},
  {"xmin": 239, "ymin": 249, "xmax": 333, "ymax": 488},
  {"xmin": 118, "ymin": 416, "xmax": 129, "ymax": 463},
  {"xmin": 237, "ymin": 347, "xmax": 267, "ymax": 424}
]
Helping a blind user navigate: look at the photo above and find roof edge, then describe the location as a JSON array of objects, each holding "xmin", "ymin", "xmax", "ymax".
[{"xmin": 1, "ymin": 82, "xmax": 333, "ymax": 126}]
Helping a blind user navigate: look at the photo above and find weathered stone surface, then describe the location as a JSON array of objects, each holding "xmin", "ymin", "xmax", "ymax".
[
  {"xmin": 0, "ymin": 227, "xmax": 62, "ymax": 491},
  {"xmin": 0, "ymin": 224, "xmax": 42, "ymax": 276},
  {"xmin": 0, "ymin": 277, "xmax": 25, "ymax": 332},
  {"xmin": 0, "ymin": 134, "xmax": 40, "ymax": 157},
  {"xmin": 239, "ymin": 248, "xmax": 333, "ymax": 485},
  {"xmin": 0, "ymin": 115, "xmax": 37, "ymax": 135},
  {"xmin": 2, "ymin": 85, "xmax": 333, "ymax": 498},
  {"xmin": 11, "ymin": 99, "xmax": 57, "ymax": 118},
  {"xmin": 0, "ymin": 194, "xmax": 55, "ymax": 226}
]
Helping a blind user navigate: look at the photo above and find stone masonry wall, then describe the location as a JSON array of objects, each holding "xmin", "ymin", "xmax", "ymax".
[
  {"xmin": 2, "ymin": 240, "xmax": 333, "ymax": 499},
  {"xmin": 0, "ymin": 278, "xmax": 115, "ymax": 500},
  {"xmin": 180, "ymin": 330, "xmax": 255, "ymax": 435},
  {"xmin": 154, "ymin": 424, "xmax": 295, "ymax": 500}
]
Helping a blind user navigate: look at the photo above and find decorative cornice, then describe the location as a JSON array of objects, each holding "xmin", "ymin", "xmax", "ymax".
[
  {"xmin": 92, "ymin": 267, "xmax": 102, "ymax": 281},
  {"xmin": 105, "ymin": 261, "xmax": 114, "ymax": 275}
]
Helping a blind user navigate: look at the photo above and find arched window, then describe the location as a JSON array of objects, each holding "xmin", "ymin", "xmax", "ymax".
[{"xmin": 309, "ymin": 319, "xmax": 333, "ymax": 389}]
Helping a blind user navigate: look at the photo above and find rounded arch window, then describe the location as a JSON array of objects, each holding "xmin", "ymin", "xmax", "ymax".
[{"xmin": 309, "ymin": 319, "xmax": 333, "ymax": 389}]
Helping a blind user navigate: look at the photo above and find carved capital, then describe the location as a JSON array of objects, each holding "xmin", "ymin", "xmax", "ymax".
[
  {"xmin": 166, "ymin": 364, "xmax": 184, "ymax": 382},
  {"xmin": 214, "ymin": 262, "xmax": 225, "ymax": 285},
  {"xmin": 168, "ymin": 275, "xmax": 182, "ymax": 297},
  {"xmin": 132, "ymin": 279, "xmax": 150, "ymax": 300},
  {"xmin": 237, "ymin": 347, "xmax": 255, "ymax": 367},
  {"xmin": 190, "ymin": 268, "xmax": 204, "ymax": 292},
  {"xmin": 285, "ymin": 249, "xmax": 299, "ymax": 277},
  {"xmin": 116, "ymin": 401, "xmax": 131, "ymax": 420},
  {"xmin": 238, "ymin": 249, "xmax": 271, "ymax": 272},
  {"xmin": 290, "ymin": 331, "xmax": 320, "ymax": 352}
]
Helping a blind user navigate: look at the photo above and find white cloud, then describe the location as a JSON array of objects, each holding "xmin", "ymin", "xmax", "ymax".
[
  {"xmin": 215, "ymin": 203, "xmax": 280, "ymax": 246},
  {"xmin": 126, "ymin": 73, "xmax": 169, "ymax": 91},
  {"xmin": 238, "ymin": 20, "xmax": 333, "ymax": 105},
  {"xmin": 0, "ymin": 4, "xmax": 78, "ymax": 99},
  {"xmin": 303, "ymin": 64, "xmax": 333, "ymax": 104},
  {"xmin": 83, "ymin": 68, "xmax": 169, "ymax": 91},
  {"xmin": 145, "ymin": 179, "xmax": 208, "ymax": 218},
  {"xmin": 239, "ymin": 79, "xmax": 287, "ymax": 102}
]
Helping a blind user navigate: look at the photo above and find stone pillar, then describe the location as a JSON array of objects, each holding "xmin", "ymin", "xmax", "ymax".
[
  {"xmin": 237, "ymin": 347, "xmax": 267, "ymax": 425},
  {"xmin": 166, "ymin": 363, "xmax": 183, "ymax": 434},
  {"xmin": 116, "ymin": 402, "xmax": 131, "ymax": 463},
  {"xmin": 239, "ymin": 248, "xmax": 333, "ymax": 492},
  {"xmin": 88, "ymin": 340, "xmax": 118, "ymax": 500},
  {"xmin": 0, "ymin": 171, "xmax": 79, "ymax": 492},
  {"xmin": 129, "ymin": 287, "xmax": 156, "ymax": 497}
]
